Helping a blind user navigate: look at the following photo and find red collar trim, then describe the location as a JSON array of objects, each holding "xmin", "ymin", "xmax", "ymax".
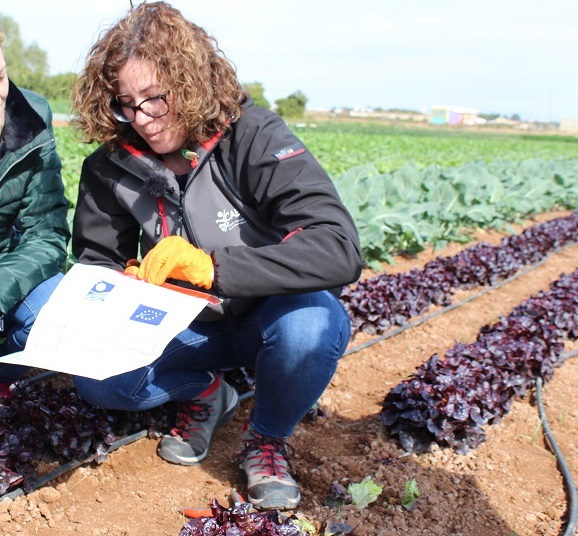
[
  {"xmin": 118, "ymin": 141, "xmax": 144, "ymax": 157},
  {"xmin": 119, "ymin": 121, "xmax": 229, "ymax": 168}
]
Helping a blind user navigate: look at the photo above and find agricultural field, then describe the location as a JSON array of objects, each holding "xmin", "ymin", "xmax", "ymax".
[
  {"xmin": 2, "ymin": 123, "xmax": 577, "ymax": 535},
  {"xmin": 293, "ymin": 121, "xmax": 578, "ymax": 176}
]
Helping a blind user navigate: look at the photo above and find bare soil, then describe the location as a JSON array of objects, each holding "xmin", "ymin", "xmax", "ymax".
[{"xmin": 1, "ymin": 211, "xmax": 577, "ymax": 536}]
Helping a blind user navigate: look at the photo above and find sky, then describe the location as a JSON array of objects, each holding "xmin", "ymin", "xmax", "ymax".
[{"xmin": 1, "ymin": 0, "xmax": 576, "ymax": 122}]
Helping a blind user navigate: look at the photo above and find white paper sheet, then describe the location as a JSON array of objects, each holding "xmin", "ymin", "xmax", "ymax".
[{"xmin": 2, "ymin": 264, "xmax": 217, "ymax": 380}]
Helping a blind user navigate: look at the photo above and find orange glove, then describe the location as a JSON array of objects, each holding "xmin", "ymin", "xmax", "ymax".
[{"xmin": 136, "ymin": 236, "xmax": 213, "ymax": 289}]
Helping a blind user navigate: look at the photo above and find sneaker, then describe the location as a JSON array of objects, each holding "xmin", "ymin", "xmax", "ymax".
[
  {"xmin": 237, "ymin": 423, "xmax": 301, "ymax": 511},
  {"xmin": 157, "ymin": 375, "xmax": 239, "ymax": 465}
]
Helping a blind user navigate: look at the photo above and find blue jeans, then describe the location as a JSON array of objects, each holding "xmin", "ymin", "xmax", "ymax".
[
  {"xmin": 0, "ymin": 272, "xmax": 64, "ymax": 381},
  {"xmin": 74, "ymin": 291, "xmax": 351, "ymax": 438}
]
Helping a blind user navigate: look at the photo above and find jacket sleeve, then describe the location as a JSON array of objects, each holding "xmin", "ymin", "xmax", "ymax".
[
  {"xmin": 211, "ymin": 109, "xmax": 363, "ymax": 298},
  {"xmin": 0, "ymin": 129, "xmax": 70, "ymax": 314},
  {"xmin": 72, "ymin": 148, "xmax": 141, "ymax": 270}
]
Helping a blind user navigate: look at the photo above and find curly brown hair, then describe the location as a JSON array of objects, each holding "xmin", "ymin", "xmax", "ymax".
[{"xmin": 72, "ymin": 1, "xmax": 247, "ymax": 149}]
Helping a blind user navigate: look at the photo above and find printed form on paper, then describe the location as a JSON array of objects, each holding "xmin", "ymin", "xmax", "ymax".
[{"xmin": 1, "ymin": 264, "xmax": 217, "ymax": 380}]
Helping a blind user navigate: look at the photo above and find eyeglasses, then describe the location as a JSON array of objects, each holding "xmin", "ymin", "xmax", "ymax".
[{"xmin": 111, "ymin": 94, "xmax": 169, "ymax": 123}]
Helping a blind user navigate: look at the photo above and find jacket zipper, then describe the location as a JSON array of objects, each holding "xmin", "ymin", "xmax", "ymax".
[
  {"xmin": 175, "ymin": 190, "xmax": 185, "ymax": 237},
  {"xmin": 177, "ymin": 131, "xmax": 226, "ymax": 244},
  {"xmin": 155, "ymin": 197, "xmax": 170, "ymax": 238}
]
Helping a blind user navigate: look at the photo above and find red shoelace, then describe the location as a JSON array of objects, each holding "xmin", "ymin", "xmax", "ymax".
[
  {"xmin": 171, "ymin": 401, "xmax": 212, "ymax": 439},
  {"xmin": 237, "ymin": 435, "xmax": 295, "ymax": 477}
]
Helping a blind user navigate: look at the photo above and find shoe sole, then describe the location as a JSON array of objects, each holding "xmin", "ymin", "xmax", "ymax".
[
  {"xmin": 248, "ymin": 490, "xmax": 301, "ymax": 511},
  {"xmin": 158, "ymin": 387, "xmax": 240, "ymax": 466}
]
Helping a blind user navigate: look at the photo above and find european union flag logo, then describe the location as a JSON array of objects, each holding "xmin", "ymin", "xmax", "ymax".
[
  {"xmin": 86, "ymin": 280, "xmax": 115, "ymax": 301},
  {"xmin": 130, "ymin": 305, "xmax": 167, "ymax": 326}
]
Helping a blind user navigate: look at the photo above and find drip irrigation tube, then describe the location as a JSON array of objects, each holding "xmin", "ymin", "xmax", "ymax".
[
  {"xmin": 345, "ymin": 254, "xmax": 550, "ymax": 357},
  {"xmin": 535, "ymin": 376, "xmax": 578, "ymax": 536},
  {"xmin": 1, "ymin": 430, "xmax": 150, "ymax": 501},
  {"xmin": 340, "ymin": 252, "xmax": 578, "ymax": 536}
]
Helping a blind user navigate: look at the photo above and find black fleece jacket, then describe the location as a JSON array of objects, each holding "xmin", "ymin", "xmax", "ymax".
[{"xmin": 73, "ymin": 102, "xmax": 362, "ymax": 319}]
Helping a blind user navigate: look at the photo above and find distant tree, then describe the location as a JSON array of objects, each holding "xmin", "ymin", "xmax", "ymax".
[
  {"xmin": 243, "ymin": 81, "xmax": 270, "ymax": 109},
  {"xmin": 0, "ymin": 14, "xmax": 75, "ymax": 104},
  {"xmin": 510, "ymin": 113, "xmax": 521, "ymax": 121},
  {"xmin": 0, "ymin": 15, "xmax": 49, "ymax": 90},
  {"xmin": 275, "ymin": 90, "xmax": 307, "ymax": 118},
  {"xmin": 39, "ymin": 72, "xmax": 76, "ymax": 102}
]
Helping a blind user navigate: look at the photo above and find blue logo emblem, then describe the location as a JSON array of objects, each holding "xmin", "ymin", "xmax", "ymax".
[
  {"xmin": 86, "ymin": 281, "xmax": 115, "ymax": 301},
  {"xmin": 130, "ymin": 305, "xmax": 167, "ymax": 326}
]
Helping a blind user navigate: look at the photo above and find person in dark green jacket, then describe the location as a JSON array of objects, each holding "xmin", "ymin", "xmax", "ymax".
[{"xmin": 0, "ymin": 31, "xmax": 70, "ymax": 386}]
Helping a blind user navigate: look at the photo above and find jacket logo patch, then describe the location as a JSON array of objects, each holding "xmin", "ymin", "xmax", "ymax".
[
  {"xmin": 216, "ymin": 208, "xmax": 245, "ymax": 232},
  {"xmin": 272, "ymin": 144, "xmax": 305, "ymax": 161}
]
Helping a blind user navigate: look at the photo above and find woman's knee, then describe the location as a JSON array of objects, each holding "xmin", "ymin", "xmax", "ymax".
[
  {"xmin": 74, "ymin": 376, "xmax": 107, "ymax": 407},
  {"xmin": 263, "ymin": 292, "xmax": 350, "ymax": 356},
  {"xmin": 73, "ymin": 376, "xmax": 132, "ymax": 410}
]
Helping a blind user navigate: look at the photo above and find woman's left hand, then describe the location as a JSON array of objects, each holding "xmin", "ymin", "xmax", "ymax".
[{"xmin": 137, "ymin": 236, "xmax": 213, "ymax": 288}]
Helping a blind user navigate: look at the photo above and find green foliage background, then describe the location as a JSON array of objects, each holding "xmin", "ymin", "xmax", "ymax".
[
  {"xmin": 243, "ymin": 81, "xmax": 270, "ymax": 109},
  {"xmin": 275, "ymin": 90, "xmax": 307, "ymax": 118},
  {"xmin": 0, "ymin": 14, "xmax": 75, "ymax": 102}
]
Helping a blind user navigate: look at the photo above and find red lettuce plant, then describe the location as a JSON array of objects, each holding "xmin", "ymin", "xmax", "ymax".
[
  {"xmin": 341, "ymin": 211, "xmax": 578, "ymax": 336},
  {"xmin": 179, "ymin": 499, "xmax": 303, "ymax": 535},
  {"xmin": 0, "ymin": 381, "xmax": 174, "ymax": 495},
  {"xmin": 381, "ymin": 268, "xmax": 578, "ymax": 453}
]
